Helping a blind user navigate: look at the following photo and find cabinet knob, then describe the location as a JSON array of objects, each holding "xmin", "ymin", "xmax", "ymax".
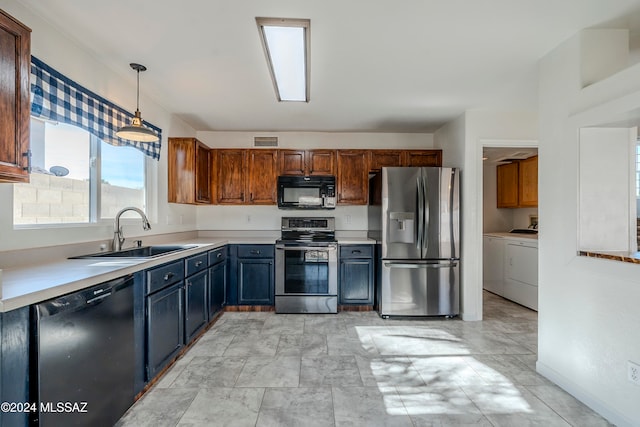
[
  {"xmin": 217, "ymin": 253, "xmax": 222, "ymax": 258},
  {"xmin": 195, "ymin": 261, "xmax": 203, "ymax": 267},
  {"xmin": 164, "ymin": 272, "xmax": 175, "ymax": 281}
]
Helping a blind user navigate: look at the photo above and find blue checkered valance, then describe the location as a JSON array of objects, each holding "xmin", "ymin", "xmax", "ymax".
[{"xmin": 29, "ymin": 56, "xmax": 162, "ymax": 160}]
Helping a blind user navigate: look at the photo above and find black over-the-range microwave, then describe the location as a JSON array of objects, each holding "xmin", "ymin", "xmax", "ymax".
[{"xmin": 277, "ymin": 175, "xmax": 336, "ymax": 209}]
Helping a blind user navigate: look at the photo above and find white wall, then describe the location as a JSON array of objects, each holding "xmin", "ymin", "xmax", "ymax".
[
  {"xmin": 195, "ymin": 131, "xmax": 435, "ymax": 232},
  {"xmin": 0, "ymin": 0, "xmax": 198, "ymax": 253},
  {"xmin": 537, "ymin": 29, "xmax": 640, "ymax": 426},
  {"xmin": 435, "ymin": 111, "xmax": 538, "ymax": 321}
]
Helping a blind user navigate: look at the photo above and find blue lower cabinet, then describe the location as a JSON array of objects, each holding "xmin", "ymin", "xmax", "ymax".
[
  {"xmin": 185, "ymin": 270, "xmax": 208, "ymax": 343},
  {"xmin": 208, "ymin": 260, "xmax": 227, "ymax": 319},
  {"xmin": 229, "ymin": 244, "xmax": 275, "ymax": 306},
  {"xmin": 0, "ymin": 307, "xmax": 30, "ymax": 427},
  {"xmin": 146, "ymin": 281, "xmax": 184, "ymax": 380},
  {"xmin": 339, "ymin": 245, "xmax": 375, "ymax": 305},
  {"xmin": 237, "ymin": 258, "xmax": 274, "ymax": 305}
]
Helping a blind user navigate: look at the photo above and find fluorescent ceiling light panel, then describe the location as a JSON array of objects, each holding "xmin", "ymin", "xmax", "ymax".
[{"xmin": 257, "ymin": 18, "xmax": 310, "ymax": 102}]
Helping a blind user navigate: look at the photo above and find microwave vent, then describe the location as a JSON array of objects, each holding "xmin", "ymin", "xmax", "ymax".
[{"xmin": 254, "ymin": 136, "xmax": 278, "ymax": 147}]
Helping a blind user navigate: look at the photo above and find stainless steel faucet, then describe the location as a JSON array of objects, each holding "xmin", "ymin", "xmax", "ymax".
[{"xmin": 113, "ymin": 207, "xmax": 151, "ymax": 251}]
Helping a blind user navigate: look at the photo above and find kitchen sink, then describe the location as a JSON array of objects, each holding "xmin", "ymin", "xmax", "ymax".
[{"xmin": 70, "ymin": 245, "xmax": 197, "ymax": 259}]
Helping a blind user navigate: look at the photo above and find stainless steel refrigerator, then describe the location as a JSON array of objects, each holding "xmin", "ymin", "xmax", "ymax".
[{"xmin": 368, "ymin": 167, "xmax": 460, "ymax": 317}]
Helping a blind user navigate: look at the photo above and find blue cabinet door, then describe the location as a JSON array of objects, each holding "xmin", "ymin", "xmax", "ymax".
[
  {"xmin": 146, "ymin": 281, "xmax": 184, "ymax": 380},
  {"xmin": 237, "ymin": 258, "xmax": 274, "ymax": 305},
  {"xmin": 209, "ymin": 261, "xmax": 226, "ymax": 319},
  {"xmin": 185, "ymin": 270, "xmax": 208, "ymax": 342},
  {"xmin": 339, "ymin": 245, "xmax": 375, "ymax": 305},
  {"xmin": 0, "ymin": 307, "xmax": 30, "ymax": 427},
  {"xmin": 228, "ymin": 244, "xmax": 275, "ymax": 306}
]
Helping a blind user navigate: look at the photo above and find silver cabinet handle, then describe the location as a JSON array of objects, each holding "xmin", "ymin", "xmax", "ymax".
[
  {"xmin": 384, "ymin": 261, "xmax": 457, "ymax": 269},
  {"xmin": 276, "ymin": 244, "xmax": 337, "ymax": 251}
]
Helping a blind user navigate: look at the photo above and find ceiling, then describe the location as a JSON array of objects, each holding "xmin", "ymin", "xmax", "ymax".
[
  {"xmin": 15, "ymin": 0, "xmax": 640, "ymax": 133},
  {"xmin": 483, "ymin": 147, "xmax": 538, "ymax": 164}
]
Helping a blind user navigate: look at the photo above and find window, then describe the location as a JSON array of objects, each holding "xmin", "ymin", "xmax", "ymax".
[
  {"xmin": 13, "ymin": 57, "xmax": 162, "ymax": 227},
  {"xmin": 13, "ymin": 118, "xmax": 146, "ymax": 225}
]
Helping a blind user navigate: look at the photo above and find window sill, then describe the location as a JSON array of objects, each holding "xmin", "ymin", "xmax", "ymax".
[{"xmin": 579, "ymin": 250, "xmax": 640, "ymax": 265}]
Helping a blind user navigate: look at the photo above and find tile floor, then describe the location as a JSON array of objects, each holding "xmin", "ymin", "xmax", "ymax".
[{"xmin": 117, "ymin": 292, "xmax": 614, "ymax": 427}]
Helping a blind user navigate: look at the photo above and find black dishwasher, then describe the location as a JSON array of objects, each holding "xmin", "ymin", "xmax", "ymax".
[{"xmin": 34, "ymin": 275, "xmax": 135, "ymax": 427}]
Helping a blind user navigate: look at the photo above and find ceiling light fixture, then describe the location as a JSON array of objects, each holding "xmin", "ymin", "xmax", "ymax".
[
  {"xmin": 116, "ymin": 63, "xmax": 159, "ymax": 142},
  {"xmin": 256, "ymin": 17, "xmax": 310, "ymax": 102}
]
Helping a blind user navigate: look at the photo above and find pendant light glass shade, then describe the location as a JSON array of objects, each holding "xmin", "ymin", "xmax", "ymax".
[{"xmin": 116, "ymin": 63, "xmax": 159, "ymax": 142}]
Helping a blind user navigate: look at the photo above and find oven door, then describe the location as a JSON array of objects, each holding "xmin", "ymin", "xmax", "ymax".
[{"xmin": 275, "ymin": 244, "xmax": 338, "ymax": 296}]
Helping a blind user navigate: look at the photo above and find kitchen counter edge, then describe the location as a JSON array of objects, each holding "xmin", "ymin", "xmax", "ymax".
[
  {"xmin": 1, "ymin": 236, "xmax": 376, "ymax": 312},
  {"xmin": 0, "ymin": 237, "xmax": 267, "ymax": 312}
]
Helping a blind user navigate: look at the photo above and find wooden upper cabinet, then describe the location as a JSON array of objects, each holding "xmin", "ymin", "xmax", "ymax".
[
  {"xmin": 403, "ymin": 150, "xmax": 442, "ymax": 167},
  {"xmin": 278, "ymin": 150, "xmax": 306, "ymax": 175},
  {"xmin": 370, "ymin": 150, "xmax": 402, "ymax": 172},
  {"xmin": 168, "ymin": 138, "xmax": 211, "ymax": 204},
  {"xmin": 0, "ymin": 10, "xmax": 31, "ymax": 183},
  {"xmin": 496, "ymin": 162, "xmax": 519, "ymax": 208},
  {"xmin": 278, "ymin": 149, "xmax": 335, "ymax": 176},
  {"xmin": 247, "ymin": 149, "xmax": 277, "ymax": 204},
  {"xmin": 307, "ymin": 150, "xmax": 335, "ymax": 175},
  {"xmin": 217, "ymin": 149, "xmax": 246, "ymax": 204},
  {"xmin": 336, "ymin": 150, "xmax": 369, "ymax": 205},
  {"xmin": 518, "ymin": 155, "xmax": 538, "ymax": 207}
]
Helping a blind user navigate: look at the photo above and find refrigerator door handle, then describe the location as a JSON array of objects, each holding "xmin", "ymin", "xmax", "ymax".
[
  {"xmin": 384, "ymin": 261, "xmax": 458, "ymax": 269},
  {"xmin": 416, "ymin": 176, "xmax": 424, "ymax": 251},
  {"xmin": 422, "ymin": 175, "xmax": 430, "ymax": 254}
]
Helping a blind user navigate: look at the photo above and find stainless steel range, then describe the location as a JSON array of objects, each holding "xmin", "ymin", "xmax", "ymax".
[{"xmin": 275, "ymin": 217, "xmax": 338, "ymax": 313}]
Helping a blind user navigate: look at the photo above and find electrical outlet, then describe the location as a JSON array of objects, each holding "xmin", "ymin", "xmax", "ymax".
[
  {"xmin": 345, "ymin": 215, "xmax": 352, "ymax": 225},
  {"xmin": 628, "ymin": 361, "xmax": 640, "ymax": 386},
  {"xmin": 247, "ymin": 215, "xmax": 251, "ymax": 223}
]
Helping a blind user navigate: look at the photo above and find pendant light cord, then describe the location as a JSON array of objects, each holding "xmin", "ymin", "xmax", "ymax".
[{"xmin": 136, "ymin": 68, "xmax": 140, "ymax": 112}]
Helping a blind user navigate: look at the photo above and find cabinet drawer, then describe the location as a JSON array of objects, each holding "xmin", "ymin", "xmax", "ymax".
[
  {"xmin": 237, "ymin": 244, "xmax": 274, "ymax": 258},
  {"xmin": 209, "ymin": 246, "xmax": 227, "ymax": 265},
  {"xmin": 185, "ymin": 252, "xmax": 208, "ymax": 276},
  {"xmin": 146, "ymin": 260, "xmax": 184, "ymax": 295},
  {"xmin": 339, "ymin": 245, "xmax": 373, "ymax": 259}
]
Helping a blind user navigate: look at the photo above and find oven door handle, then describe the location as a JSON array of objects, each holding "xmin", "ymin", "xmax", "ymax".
[{"xmin": 276, "ymin": 244, "xmax": 337, "ymax": 251}]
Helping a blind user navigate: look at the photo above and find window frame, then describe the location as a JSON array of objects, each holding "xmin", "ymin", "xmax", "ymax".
[{"xmin": 12, "ymin": 117, "xmax": 151, "ymax": 229}]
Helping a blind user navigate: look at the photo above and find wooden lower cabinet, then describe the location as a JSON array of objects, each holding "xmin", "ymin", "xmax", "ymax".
[{"xmin": 337, "ymin": 150, "xmax": 369, "ymax": 205}]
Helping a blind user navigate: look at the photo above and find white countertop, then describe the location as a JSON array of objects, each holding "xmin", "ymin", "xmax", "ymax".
[
  {"xmin": 484, "ymin": 232, "xmax": 538, "ymax": 241},
  {"xmin": 1, "ymin": 235, "xmax": 375, "ymax": 312}
]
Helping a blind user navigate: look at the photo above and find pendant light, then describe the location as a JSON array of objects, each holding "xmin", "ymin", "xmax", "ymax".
[{"xmin": 116, "ymin": 63, "xmax": 159, "ymax": 142}]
